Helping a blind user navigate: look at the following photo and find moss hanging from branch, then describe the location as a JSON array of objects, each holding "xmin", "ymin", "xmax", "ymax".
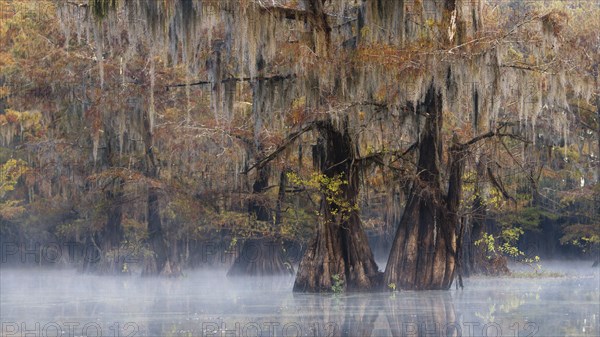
[{"xmin": 89, "ymin": 0, "xmax": 117, "ymax": 21}]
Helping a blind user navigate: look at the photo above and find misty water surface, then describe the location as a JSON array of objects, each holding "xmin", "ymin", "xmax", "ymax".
[{"xmin": 1, "ymin": 261, "xmax": 598, "ymax": 337}]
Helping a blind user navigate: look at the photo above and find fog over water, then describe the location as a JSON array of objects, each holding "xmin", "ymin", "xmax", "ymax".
[{"xmin": 1, "ymin": 261, "xmax": 598, "ymax": 337}]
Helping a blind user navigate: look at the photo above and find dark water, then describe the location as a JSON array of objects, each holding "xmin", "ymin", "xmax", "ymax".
[{"xmin": 1, "ymin": 262, "xmax": 598, "ymax": 337}]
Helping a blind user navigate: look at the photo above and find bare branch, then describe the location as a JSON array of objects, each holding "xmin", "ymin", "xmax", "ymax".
[
  {"xmin": 165, "ymin": 74, "xmax": 295, "ymax": 90},
  {"xmin": 355, "ymin": 142, "xmax": 418, "ymax": 166},
  {"xmin": 487, "ymin": 167, "xmax": 516, "ymax": 202},
  {"xmin": 242, "ymin": 123, "xmax": 317, "ymax": 174},
  {"xmin": 459, "ymin": 123, "xmax": 529, "ymax": 148}
]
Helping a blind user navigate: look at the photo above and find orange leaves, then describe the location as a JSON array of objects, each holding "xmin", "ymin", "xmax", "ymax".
[
  {"xmin": 354, "ymin": 42, "xmax": 430, "ymax": 80},
  {"xmin": 0, "ymin": 86, "xmax": 9, "ymax": 101},
  {"xmin": 5, "ymin": 109, "xmax": 20, "ymax": 123},
  {"xmin": 0, "ymin": 109, "xmax": 43, "ymax": 140},
  {"xmin": 541, "ymin": 10, "xmax": 568, "ymax": 37},
  {"xmin": 286, "ymin": 96, "xmax": 307, "ymax": 126},
  {"xmin": 355, "ymin": 43, "xmax": 407, "ymax": 68}
]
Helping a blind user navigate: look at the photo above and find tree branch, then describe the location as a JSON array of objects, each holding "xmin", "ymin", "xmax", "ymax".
[
  {"xmin": 165, "ymin": 74, "xmax": 295, "ymax": 90},
  {"xmin": 242, "ymin": 123, "xmax": 317, "ymax": 174},
  {"xmin": 487, "ymin": 167, "xmax": 516, "ymax": 202},
  {"xmin": 355, "ymin": 142, "xmax": 418, "ymax": 167},
  {"xmin": 459, "ymin": 123, "xmax": 529, "ymax": 148}
]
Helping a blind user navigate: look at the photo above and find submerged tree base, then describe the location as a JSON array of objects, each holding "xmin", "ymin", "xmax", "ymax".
[
  {"xmin": 293, "ymin": 217, "xmax": 383, "ymax": 292},
  {"xmin": 227, "ymin": 238, "xmax": 295, "ymax": 277},
  {"xmin": 384, "ymin": 84, "xmax": 458, "ymax": 291},
  {"xmin": 142, "ymin": 258, "xmax": 182, "ymax": 278},
  {"xmin": 293, "ymin": 120, "xmax": 382, "ymax": 293}
]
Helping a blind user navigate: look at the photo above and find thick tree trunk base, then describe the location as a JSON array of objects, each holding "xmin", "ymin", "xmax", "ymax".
[
  {"xmin": 384, "ymin": 84, "xmax": 457, "ymax": 291},
  {"xmin": 81, "ymin": 236, "xmax": 130, "ymax": 276},
  {"xmin": 293, "ymin": 119, "xmax": 382, "ymax": 292},
  {"xmin": 227, "ymin": 238, "xmax": 295, "ymax": 277},
  {"xmin": 141, "ymin": 257, "xmax": 182, "ymax": 277},
  {"xmin": 293, "ymin": 215, "xmax": 382, "ymax": 292},
  {"xmin": 141, "ymin": 235, "xmax": 182, "ymax": 277},
  {"xmin": 81, "ymin": 251, "xmax": 131, "ymax": 276},
  {"xmin": 383, "ymin": 194, "xmax": 457, "ymax": 290},
  {"xmin": 85, "ymin": 251, "xmax": 131, "ymax": 275}
]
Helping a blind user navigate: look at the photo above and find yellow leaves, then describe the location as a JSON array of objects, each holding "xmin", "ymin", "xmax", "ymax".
[
  {"xmin": 287, "ymin": 171, "xmax": 358, "ymax": 221},
  {"xmin": 0, "ymin": 158, "xmax": 28, "ymax": 199},
  {"xmin": 0, "ymin": 52, "xmax": 15, "ymax": 73},
  {"xmin": 360, "ymin": 26, "xmax": 371, "ymax": 40},
  {"xmin": 19, "ymin": 110, "xmax": 42, "ymax": 129},
  {"xmin": 163, "ymin": 107, "xmax": 179, "ymax": 121},
  {"xmin": 374, "ymin": 86, "xmax": 387, "ymax": 102},
  {"xmin": 287, "ymin": 96, "xmax": 307, "ymax": 125},
  {"xmin": 358, "ymin": 110, "xmax": 365, "ymax": 122},
  {"xmin": 1, "ymin": 109, "xmax": 44, "ymax": 138},
  {"xmin": 0, "ymin": 200, "xmax": 25, "ymax": 220},
  {"xmin": 5, "ymin": 109, "xmax": 20, "ymax": 123},
  {"xmin": 0, "ymin": 86, "xmax": 9, "ymax": 99},
  {"xmin": 507, "ymin": 47, "xmax": 523, "ymax": 62}
]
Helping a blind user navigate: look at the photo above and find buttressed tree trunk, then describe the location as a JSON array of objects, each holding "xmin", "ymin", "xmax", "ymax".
[
  {"xmin": 228, "ymin": 70, "xmax": 294, "ymax": 276},
  {"xmin": 384, "ymin": 84, "xmax": 459, "ymax": 290},
  {"xmin": 294, "ymin": 120, "xmax": 381, "ymax": 292},
  {"xmin": 141, "ymin": 107, "xmax": 180, "ymax": 277},
  {"xmin": 83, "ymin": 129, "xmax": 125, "ymax": 275},
  {"xmin": 227, "ymin": 162, "xmax": 294, "ymax": 276},
  {"xmin": 82, "ymin": 183, "xmax": 124, "ymax": 274}
]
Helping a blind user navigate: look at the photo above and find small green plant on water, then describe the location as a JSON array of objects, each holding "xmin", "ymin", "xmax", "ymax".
[
  {"xmin": 509, "ymin": 270, "xmax": 565, "ymax": 278},
  {"xmin": 331, "ymin": 274, "xmax": 344, "ymax": 294},
  {"xmin": 388, "ymin": 282, "xmax": 398, "ymax": 298}
]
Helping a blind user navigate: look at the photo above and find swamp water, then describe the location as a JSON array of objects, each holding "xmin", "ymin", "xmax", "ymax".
[{"xmin": 1, "ymin": 261, "xmax": 598, "ymax": 336}]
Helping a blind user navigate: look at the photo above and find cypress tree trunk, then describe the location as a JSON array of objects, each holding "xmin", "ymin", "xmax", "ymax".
[
  {"xmin": 143, "ymin": 184, "xmax": 171, "ymax": 276},
  {"xmin": 293, "ymin": 120, "xmax": 381, "ymax": 292},
  {"xmin": 384, "ymin": 84, "xmax": 458, "ymax": 290},
  {"xmin": 82, "ymin": 190, "xmax": 124, "ymax": 274},
  {"xmin": 94, "ymin": 179, "xmax": 126, "ymax": 274},
  {"xmin": 227, "ymin": 163, "xmax": 294, "ymax": 276},
  {"xmin": 141, "ymin": 107, "xmax": 180, "ymax": 277},
  {"xmin": 227, "ymin": 68, "xmax": 294, "ymax": 276},
  {"xmin": 83, "ymin": 130, "xmax": 125, "ymax": 274},
  {"xmin": 594, "ymin": 95, "xmax": 599, "ymax": 268}
]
